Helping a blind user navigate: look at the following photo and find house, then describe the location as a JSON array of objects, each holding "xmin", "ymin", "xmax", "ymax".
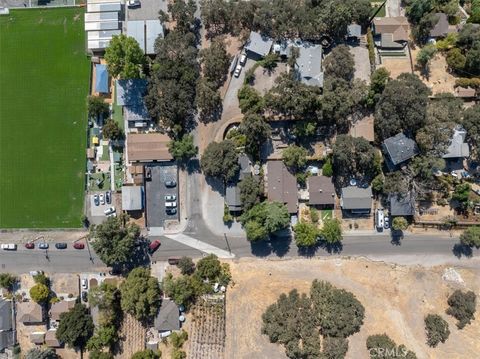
[
  {"xmin": 349, "ymin": 115, "xmax": 374, "ymax": 142},
  {"xmin": 154, "ymin": 299, "xmax": 180, "ymax": 332},
  {"xmin": 308, "ymin": 176, "xmax": 335, "ymax": 209},
  {"xmin": 372, "ymin": 17, "xmax": 409, "ymax": 52},
  {"xmin": 225, "ymin": 155, "xmax": 252, "ymax": 212},
  {"xmin": 122, "ymin": 185, "xmax": 144, "ymax": 211},
  {"xmin": 266, "ymin": 160, "xmax": 298, "ymax": 214},
  {"xmin": 244, "ymin": 31, "xmax": 273, "ymax": 59},
  {"xmin": 340, "ymin": 186, "xmax": 372, "ymax": 214},
  {"xmin": 17, "ymin": 302, "xmax": 43, "ymax": 324},
  {"xmin": 455, "ymin": 86, "xmax": 477, "ymax": 99},
  {"xmin": 347, "ymin": 24, "xmax": 362, "ymax": 41},
  {"xmin": 429, "ymin": 13, "xmax": 450, "ymax": 39},
  {"xmin": 45, "ymin": 329, "xmax": 62, "ymax": 348},
  {"xmin": 95, "ymin": 64, "xmax": 109, "ymax": 94},
  {"xmin": 116, "ymin": 79, "xmax": 151, "ymax": 128},
  {"xmin": 50, "ymin": 299, "xmax": 76, "ymax": 322},
  {"xmin": 0, "ymin": 299, "xmax": 14, "ymax": 352},
  {"xmin": 127, "ymin": 133, "xmax": 173, "ymax": 163},
  {"xmin": 295, "ymin": 42, "xmax": 324, "ymax": 88},
  {"xmin": 30, "ymin": 332, "xmax": 45, "ymax": 345},
  {"xmin": 382, "ymin": 133, "xmax": 419, "ymax": 171},
  {"xmin": 389, "ymin": 192, "xmax": 415, "ymax": 217},
  {"xmin": 443, "ymin": 127, "xmax": 470, "ymax": 160}
]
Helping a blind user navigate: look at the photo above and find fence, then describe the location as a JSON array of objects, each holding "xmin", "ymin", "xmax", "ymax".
[{"xmin": 0, "ymin": 0, "xmax": 78, "ymax": 9}]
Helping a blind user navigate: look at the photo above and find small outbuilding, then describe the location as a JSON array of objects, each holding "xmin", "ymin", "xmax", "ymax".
[
  {"xmin": 30, "ymin": 332, "xmax": 45, "ymax": 345},
  {"xmin": 122, "ymin": 185, "xmax": 144, "ymax": 211},
  {"xmin": 347, "ymin": 24, "xmax": 362, "ymax": 40},
  {"xmin": 154, "ymin": 299, "xmax": 180, "ymax": 332},
  {"xmin": 389, "ymin": 192, "xmax": 415, "ymax": 217},
  {"xmin": 244, "ymin": 31, "xmax": 273, "ymax": 59},
  {"xmin": 95, "ymin": 64, "xmax": 109, "ymax": 94}
]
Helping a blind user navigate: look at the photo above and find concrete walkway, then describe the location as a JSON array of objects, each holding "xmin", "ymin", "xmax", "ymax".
[
  {"xmin": 109, "ymin": 143, "xmax": 115, "ymax": 191},
  {"xmin": 164, "ymin": 233, "xmax": 235, "ymax": 259}
]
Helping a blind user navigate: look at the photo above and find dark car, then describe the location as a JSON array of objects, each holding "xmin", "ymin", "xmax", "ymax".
[
  {"xmin": 93, "ymin": 194, "xmax": 100, "ymax": 206},
  {"xmin": 25, "ymin": 242, "xmax": 35, "ymax": 249},
  {"xmin": 165, "ymin": 180, "xmax": 177, "ymax": 187},
  {"xmin": 55, "ymin": 243, "xmax": 67, "ymax": 249},
  {"xmin": 166, "ymin": 208, "xmax": 177, "ymax": 215},
  {"xmin": 106, "ymin": 191, "xmax": 111, "ymax": 204},
  {"xmin": 148, "ymin": 240, "xmax": 161, "ymax": 254},
  {"xmin": 168, "ymin": 257, "xmax": 181, "ymax": 265},
  {"xmin": 73, "ymin": 242, "xmax": 85, "ymax": 249},
  {"xmin": 38, "ymin": 243, "xmax": 49, "ymax": 250},
  {"xmin": 81, "ymin": 291, "xmax": 88, "ymax": 302}
]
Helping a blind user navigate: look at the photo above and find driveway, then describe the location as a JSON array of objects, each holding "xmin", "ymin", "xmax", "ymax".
[
  {"xmin": 349, "ymin": 45, "xmax": 371, "ymax": 84},
  {"xmin": 127, "ymin": 0, "xmax": 167, "ymax": 21},
  {"xmin": 386, "ymin": 0, "xmax": 403, "ymax": 17}
]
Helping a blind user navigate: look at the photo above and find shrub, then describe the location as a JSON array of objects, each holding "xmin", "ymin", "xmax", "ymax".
[
  {"xmin": 30, "ymin": 284, "xmax": 50, "ymax": 303},
  {"xmin": 177, "ymin": 257, "xmax": 195, "ymax": 275},
  {"xmin": 424, "ymin": 314, "xmax": 450, "ymax": 347},
  {"xmin": 322, "ymin": 157, "xmax": 333, "ymax": 177},
  {"xmin": 310, "ymin": 208, "xmax": 319, "ymax": 223},
  {"xmin": 446, "ymin": 290, "xmax": 476, "ymax": 329}
]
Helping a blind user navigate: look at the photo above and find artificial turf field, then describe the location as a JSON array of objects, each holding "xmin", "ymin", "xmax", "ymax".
[{"xmin": 0, "ymin": 8, "xmax": 90, "ymax": 228}]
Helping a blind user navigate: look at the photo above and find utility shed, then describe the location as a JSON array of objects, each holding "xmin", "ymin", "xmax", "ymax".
[
  {"xmin": 245, "ymin": 31, "xmax": 273, "ymax": 58},
  {"xmin": 95, "ymin": 64, "xmax": 109, "ymax": 93},
  {"xmin": 122, "ymin": 186, "xmax": 143, "ymax": 210}
]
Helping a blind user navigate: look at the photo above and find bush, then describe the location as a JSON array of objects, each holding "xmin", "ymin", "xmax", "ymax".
[
  {"xmin": 0, "ymin": 273, "xmax": 17, "ymax": 291},
  {"xmin": 424, "ymin": 314, "xmax": 450, "ymax": 347},
  {"xmin": 322, "ymin": 157, "xmax": 333, "ymax": 177},
  {"xmin": 446, "ymin": 290, "xmax": 477, "ymax": 329},
  {"xmin": 455, "ymin": 77, "xmax": 480, "ymax": 89},
  {"xmin": 310, "ymin": 208, "xmax": 319, "ymax": 223},
  {"xmin": 223, "ymin": 203, "xmax": 233, "ymax": 223},
  {"xmin": 367, "ymin": 28, "xmax": 375, "ymax": 66},
  {"xmin": 30, "ymin": 284, "xmax": 50, "ymax": 303},
  {"xmin": 170, "ymin": 330, "xmax": 188, "ymax": 349},
  {"xmin": 177, "ymin": 257, "xmax": 195, "ymax": 275},
  {"xmin": 33, "ymin": 273, "xmax": 50, "ymax": 286},
  {"xmin": 392, "ymin": 217, "xmax": 408, "ymax": 231}
]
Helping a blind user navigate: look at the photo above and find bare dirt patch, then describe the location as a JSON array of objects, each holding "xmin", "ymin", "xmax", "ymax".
[
  {"xmin": 411, "ymin": 51, "xmax": 457, "ymax": 95},
  {"xmin": 225, "ymin": 258, "xmax": 480, "ymax": 359},
  {"xmin": 378, "ymin": 57, "xmax": 412, "ymax": 79},
  {"xmin": 116, "ymin": 313, "xmax": 146, "ymax": 358}
]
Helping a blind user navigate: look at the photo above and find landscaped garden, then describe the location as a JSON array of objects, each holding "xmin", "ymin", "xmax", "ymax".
[{"xmin": 0, "ymin": 8, "xmax": 89, "ymax": 227}]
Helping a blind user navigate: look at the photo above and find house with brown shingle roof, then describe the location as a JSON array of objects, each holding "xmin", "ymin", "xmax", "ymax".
[
  {"xmin": 45, "ymin": 329, "xmax": 62, "ymax": 348},
  {"xmin": 266, "ymin": 160, "xmax": 298, "ymax": 214},
  {"xmin": 308, "ymin": 176, "xmax": 335, "ymax": 209},
  {"xmin": 30, "ymin": 332, "xmax": 45, "ymax": 345},
  {"xmin": 373, "ymin": 16, "xmax": 409, "ymax": 53},
  {"xmin": 50, "ymin": 299, "xmax": 76, "ymax": 322},
  {"xmin": 17, "ymin": 302, "xmax": 44, "ymax": 324}
]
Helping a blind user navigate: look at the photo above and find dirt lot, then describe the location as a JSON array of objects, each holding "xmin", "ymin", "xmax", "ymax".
[
  {"xmin": 411, "ymin": 50, "xmax": 457, "ymax": 95},
  {"xmin": 225, "ymin": 258, "xmax": 480, "ymax": 359},
  {"xmin": 378, "ymin": 56, "xmax": 412, "ymax": 79}
]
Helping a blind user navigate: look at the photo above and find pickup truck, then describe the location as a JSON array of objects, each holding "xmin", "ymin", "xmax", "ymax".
[{"xmin": 1, "ymin": 243, "xmax": 17, "ymax": 250}]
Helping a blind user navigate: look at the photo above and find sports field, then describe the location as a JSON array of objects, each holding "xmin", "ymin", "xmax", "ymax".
[{"xmin": 0, "ymin": 8, "xmax": 90, "ymax": 228}]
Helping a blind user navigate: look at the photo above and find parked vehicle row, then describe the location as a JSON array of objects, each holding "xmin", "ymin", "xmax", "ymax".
[
  {"xmin": 375, "ymin": 209, "xmax": 390, "ymax": 231},
  {"xmin": 1, "ymin": 242, "xmax": 86, "ymax": 250},
  {"xmin": 93, "ymin": 191, "xmax": 112, "ymax": 206}
]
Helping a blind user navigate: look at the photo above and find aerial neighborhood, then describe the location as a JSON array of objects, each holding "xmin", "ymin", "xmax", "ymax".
[{"xmin": 0, "ymin": 0, "xmax": 480, "ymax": 358}]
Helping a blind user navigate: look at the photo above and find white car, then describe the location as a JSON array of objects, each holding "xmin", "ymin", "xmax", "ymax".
[
  {"xmin": 233, "ymin": 64, "xmax": 242, "ymax": 78},
  {"xmin": 165, "ymin": 194, "xmax": 176, "ymax": 201},
  {"xmin": 99, "ymin": 193, "xmax": 105, "ymax": 205},
  {"xmin": 239, "ymin": 53, "xmax": 247, "ymax": 66},
  {"xmin": 1, "ymin": 243, "xmax": 17, "ymax": 250},
  {"xmin": 165, "ymin": 201, "xmax": 177, "ymax": 208},
  {"xmin": 81, "ymin": 279, "xmax": 88, "ymax": 290},
  {"xmin": 127, "ymin": 0, "xmax": 140, "ymax": 8},
  {"xmin": 104, "ymin": 206, "xmax": 115, "ymax": 216}
]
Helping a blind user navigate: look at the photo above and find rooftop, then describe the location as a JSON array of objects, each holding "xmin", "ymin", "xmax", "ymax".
[
  {"xmin": 245, "ymin": 31, "xmax": 273, "ymax": 57},
  {"xmin": 0, "ymin": 299, "xmax": 12, "ymax": 332},
  {"xmin": 373, "ymin": 16, "xmax": 409, "ymax": 42},
  {"xmin": 308, "ymin": 176, "xmax": 335, "ymax": 206},
  {"xmin": 295, "ymin": 42, "xmax": 324, "ymax": 87},
  {"xmin": 116, "ymin": 79, "xmax": 148, "ymax": 107},
  {"xmin": 382, "ymin": 133, "xmax": 419, "ymax": 167},
  {"xmin": 347, "ymin": 24, "xmax": 362, "ymax": 38},
  {"xmin": 127, "ymin": 133, "xmax": 173, "ymax": 162},
  {"xmin": 30, "ymin": 332, "xmax": 45, "ymax": 345},
  {"xmin": 341, "ymin": 186, "xmax": 372, "ymax": 210},
  {"xmin": 50, "ymin": 299, "xmax": 76, "ymax": 321},
  {"xmin": 17, "ymin": 301, "xmax": 43, "ymax": 324},
  {"xmin": 389, "ymin": 192, "xmax": 415, "ymax": 216},
  {"xmin": 95, "ymin": 64, "xmax": 109, "ymax": 93},
  {"xmin": 225, "ymin": 154, "xmax": 252, "ymax": 211},
  {"xmin": 267, "ymin": 160, "xmax": 298, "ymax": 214},
  {"xmin": 154, "ymin": 299, "xmax": 180, "ymax": 332},
  {"xmin": 430, "ymin": 13, "xmax": 450, "ymax": 38},
  {"xmin": 443, "ymin": 127, "xmax": 470, "ymax": 159},
  {"xmin": 122, "ymin": 185, "xmax": 144, "ymax": 210},
  {"xmin": 455, "ymin": 86, "xmax": 476, "ymax": 98},
  {"xmin": 45, "ymin": 330, "xmax": 62, "ymax": 348}
]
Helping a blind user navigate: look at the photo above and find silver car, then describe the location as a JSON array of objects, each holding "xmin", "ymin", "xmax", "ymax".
[{"xmin": 165, "ymin": 194, "xmax": 176, "ymax": 201}]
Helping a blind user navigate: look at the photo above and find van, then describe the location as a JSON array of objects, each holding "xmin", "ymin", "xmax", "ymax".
[
  {"xmin": 376, "ymin": 209, "xmax": 384, "ymax": 230},
  {"xmin": 1, "ymin": 244, "xmax": 17, "ymax": 250},
  {"xmin": 239, "ymin": 53, "xmax": 247, "ymax": 66}
]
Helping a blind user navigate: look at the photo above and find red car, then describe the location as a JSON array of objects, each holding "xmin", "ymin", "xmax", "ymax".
[
  {"xmin": 148, "ymin": 240, "xmax": 161, "ymax": 254},
  {"xmin": 73, "ymin": 243, "xmax": 85, "ymax": 250},
  {"xmin": 25, "ymin": 242, "xmax": 35, "ymax": 249}
]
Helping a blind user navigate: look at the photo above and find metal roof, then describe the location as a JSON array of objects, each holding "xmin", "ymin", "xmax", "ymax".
[
  {"xmin": 125, "ymin": 105, "xmax": 150, "ymax": 122},
  {"xmin": 443, "ymin": 127, "xmax": 470, "ymax": 159},
  {"xmin": 87, "ymin": 2, "xmax": 121, "ymax": 13},
  {"xmin": 121, "ymin": 186, "xmax": 143, "ymax": 210},
  {"xmin": 85, "ymin": 11, "xmax": 119, "ymax": 22},
  {"xmin": 127, "ymin": 20, "xmax": 146, "ymax": 53},
  {"xmin": 0, "ymin": 299, "xmax": 12, "ymax": 331},
  {"xmin": 341, "ymin": 186, "xmax": 372, "ymax": 210},
  {"xmin": 245, "ymin": 31, "xmax": 273, "ymax": 57},
  {"xmin": 146, "ymin": 20, "xmax": 164, "ymax": 55},
  {"xmin": 85, "ymin": 21, "xmax": 120, "ymax": 31},
  {"xmin": 87, "ymin": 29, "xmax": 121, "ymax": 41},
  {"xmin": 116, "ymin": 79, "xmax": 147, "ymax": 106},
  {"xmin": 95, "ymin": 64, "xmax": 109, "ymax": 93},
  {"xmin": 347, "ymin": 24, "xmax": 362, "ymax": 38}
]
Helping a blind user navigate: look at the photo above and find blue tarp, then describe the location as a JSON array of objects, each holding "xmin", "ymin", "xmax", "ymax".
[{"xmin": 95, "ymin": 64, "xmax": 109, "ymax": 93}]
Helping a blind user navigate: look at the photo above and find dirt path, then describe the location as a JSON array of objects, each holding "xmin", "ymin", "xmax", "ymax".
[{"xmin": 225, "ymin": 258, "xmax": 480, "ymax": 359}]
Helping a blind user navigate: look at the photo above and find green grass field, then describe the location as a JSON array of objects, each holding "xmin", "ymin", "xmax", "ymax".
[{"xmin": 0, "ymin": 8, "xmax": 90, "ymax": 228}]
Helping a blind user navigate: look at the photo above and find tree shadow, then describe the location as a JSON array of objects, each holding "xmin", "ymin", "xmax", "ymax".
[
  {"xmin": 198, "ymin": 103, "xmax": 223, "ymax": 124},
  {"xmin": 452, "ymin": 243, "xmax": 473, "ymax": 258},
  {"xmin": 317, "ymin": 240, "xmax": 343, "ymax": 254},
  {"xmin": 250, "ymin": 235, "xmax": 291, "ymax": 258},
  {"xmin": 186, "ymin": 158, "xmax": 201, "ymax": 174},
  {"xmin": 390, "ymin": 230, "xmax": 403, "ymax": 246},
  {"xmin": 205, "ymin": 175, "xmax": 225, "ymax": 194}
]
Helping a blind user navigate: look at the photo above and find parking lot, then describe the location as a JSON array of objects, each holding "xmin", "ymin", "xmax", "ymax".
[
  {"xmin": 89, "ymin": 191, "xmax": 115, "ymax": 225},
  {"xmin": 145, "ymin": 164, "xmax": 179, "ymax": 227},
  {"xmin": 126, "ymin": 0, "xmax": 167, "ymax": 21}
]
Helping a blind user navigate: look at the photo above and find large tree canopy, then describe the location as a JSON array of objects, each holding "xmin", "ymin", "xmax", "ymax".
[
  {"xmin": 145, "ymin": 30, "xmax": 199, "ymax": 137},
  {"xmin": 201, "ymin": 140, "xmax": 239, "ymax": 182},
  {"xmin": 104, "ymin": 34, "xmax": 145, "ymax": 79},
  {"xmin": 462, "ymin": 104, "xmax": 480, "ymax": 158},
  {"xmin": 323, "ymin": 45, "xmax": 355, "ymax": 82},
  {"xmin": 120, "ymin": 268, "xmax": 161, "ymax": 322},
  {"xmin": 375, "ymin": 73, "xmax": 431, "ymax": 141},
  {"xmin": 90, "ymin": 215, "xmax": 140, "ymax": 267},
  {"xmin": 240, "ymin": 201, "xmax": 290, "ymax": 241},
  {"xmin": 56, "ymin": 303, "xmax": 94, "ymax": 350},
  {"xmin": 239, "ymin": 114, "xmax": 271, "ymax": 159}
]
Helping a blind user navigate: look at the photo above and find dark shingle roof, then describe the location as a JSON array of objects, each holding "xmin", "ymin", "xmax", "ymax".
[
  {"xmin": 245, "ymin": 31, "xmax": 273, "ymax": 57},
  {"xmin": 308, "ymin": 176, "xmax": 335, "ymax": 206},
  {"xmin": 430, "ymin": 13, "xmax": 449, "ymax": 38},
  {"xmin": 389, "ymin": 193, "xmax": 415, "ymax": 216},
  {"xmin": 382, "ymin": 133, "xmax": 419, "ymax": 167},
  {"xmin": 0, "ymin": 299, "xmax": 12, "ymax": 331},
  {"xmin": 267, "ymin": 160, "xmax": 298, "ymax": 214},
  {"xmin": 154, "ymin": 299, "xmax": 179, "ymax": 332}
]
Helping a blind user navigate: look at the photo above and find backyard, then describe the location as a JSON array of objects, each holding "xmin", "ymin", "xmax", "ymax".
[{"xmin": 0, "ymin": 8, "xmax": 89, "ymax": 228}]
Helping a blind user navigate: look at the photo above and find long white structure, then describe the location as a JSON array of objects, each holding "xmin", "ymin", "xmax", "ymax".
[
  {"xmin": 127, "ymin": 20, "xmax": 145, "ymax": 52},
  {"xmin": 85, "ymin": 21, "xmax": 120, "ymax": 31},
  {"xmin": 87, "ymin": 29, "xmax": 121, "ymax": 41},
  {"xmin": 145, "ymin": 20, "xmax": 163, "ymax": 55},
  {"xmin": 85, "ymin": 11, "xmax": 119, "ymax": 23},
  {"xmin": 87, "ymin": 2, "xmax": 121, "ymax": 13},
  {"xmin": 88, "ymin": 40, "xmax": 112, "ymax": 50}
]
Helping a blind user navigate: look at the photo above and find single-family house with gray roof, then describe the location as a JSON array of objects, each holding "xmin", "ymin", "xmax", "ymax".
[
  {"xmin": 0, "ymin": 299, "xmax": 14, "ymax": 352},
  {"xmin": 245, "ymin": 31, "xmax": 273, "ymax": 59},
  {"xmin": 389, "ymin": 192, "xmax": 415, "ymax": 217},
  {"xmin": 226, "ymin": 154, "xmax": 252, "ymax": 212},
  {"xmin": 154, "ymin": 299, "xmax": 180, "ymax": 332},
  {"xmin": 429, "ymin": 13, "xmax": 451, "ymax": 39},
  {"xmin": 382, "ymin": 133, "xmax": 419, "ymax": 171},
  {"xmin": 442, "ymin": 127, "xmax": 470, "ymax": 159},
  {"xmin": 340, "ymin": 186, "xmax": 372, "ymax": 214},
  {"xmin": 295, "ymin": 42, "xmax": 324, "ymax": 88}
]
